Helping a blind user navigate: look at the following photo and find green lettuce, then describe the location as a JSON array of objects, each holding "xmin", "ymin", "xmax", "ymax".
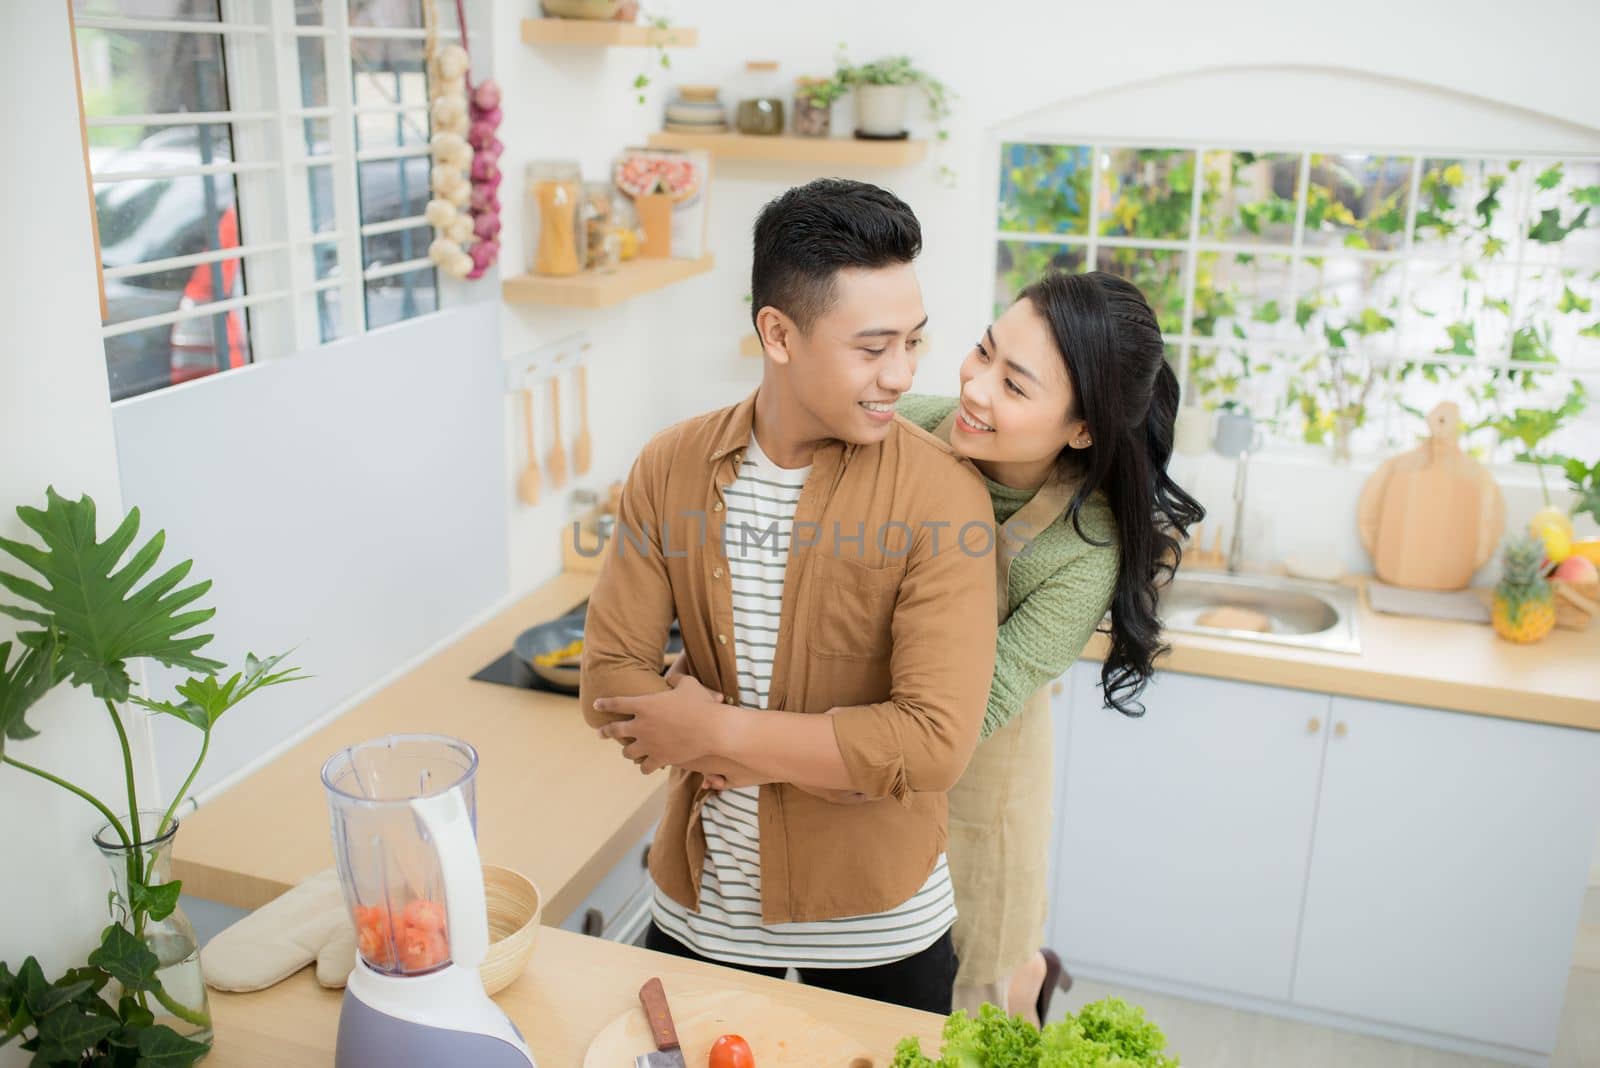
[{"xmin": 890, "ymin": 998, "xmax": 1177, "ymax": 1068}]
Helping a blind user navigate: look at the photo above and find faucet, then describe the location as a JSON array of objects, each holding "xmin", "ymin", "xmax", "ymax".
[{"xmin": 1227, "ymin": 447, "xmax": 1250, "ymax": 574}]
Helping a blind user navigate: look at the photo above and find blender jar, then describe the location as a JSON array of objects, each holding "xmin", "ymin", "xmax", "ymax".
[{"xmin": 322, "ymin": 734, "xmax": 485, "ymax": 976}]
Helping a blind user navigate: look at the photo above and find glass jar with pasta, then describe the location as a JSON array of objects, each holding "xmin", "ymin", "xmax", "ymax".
[{"xmin": 526, "ymin": 160, "xmax": 584, "ymax": 277}]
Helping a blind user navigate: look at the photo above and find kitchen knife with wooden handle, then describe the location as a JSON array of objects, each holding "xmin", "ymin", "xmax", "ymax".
[{"xmin": 635, "ymin": 977, "xmax": 686, "ymax": 1068}]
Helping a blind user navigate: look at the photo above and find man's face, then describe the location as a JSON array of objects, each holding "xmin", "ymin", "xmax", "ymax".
[{"xmin": 778, "ymin": 263, "xmax": 928, "ymax": 446}]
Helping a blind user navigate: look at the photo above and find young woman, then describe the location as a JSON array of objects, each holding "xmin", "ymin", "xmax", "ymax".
[{"xmin": 896, "ymin": 270, "xmax": 1204, "ymax": 1023}]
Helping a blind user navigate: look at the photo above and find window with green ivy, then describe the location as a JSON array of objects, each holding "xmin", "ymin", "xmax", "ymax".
[{"xmin": 995, "ymin": 144, "xmax": 1600, "ymax": 465}]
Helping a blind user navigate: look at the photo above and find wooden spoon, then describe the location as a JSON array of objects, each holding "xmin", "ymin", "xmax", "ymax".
[
  {"xmin": 547, "ymin": 375, "xmax": 569, "ymax": 490},
  {"xmin": 518, "ymin": 386, "xmax": 541, "ymax": 506},
  {"xmin": 573, "ymin": 364, "xmax": 593, "ymax": 477}
]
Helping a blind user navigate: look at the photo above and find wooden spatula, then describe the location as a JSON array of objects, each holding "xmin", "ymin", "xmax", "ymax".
[
  {"xmin": 518, "ymin": 386, "xmax": 541, "ymax": 506},
  {"xmin": 573, "ymin": 364, "xmax": 593, "ymax": 477},
  {"xmin": 547, "ymin": 375, "xmax": 569, "ymax": 490}
]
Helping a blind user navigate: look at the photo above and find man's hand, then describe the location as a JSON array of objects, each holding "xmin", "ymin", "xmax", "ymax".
[{"xmin": 594, "ymin": 674, "xmax": 729, "ymax": 774}]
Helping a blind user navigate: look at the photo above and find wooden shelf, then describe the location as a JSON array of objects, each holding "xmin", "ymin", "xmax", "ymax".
[
  {"xmin": 740, "ymin": 334, "xmax": 763, "ymax": 357},
  {"xmin": 646, "ymin": 132, "xmax": 927, "ymax": 168},
  {"xmin": 520, "ymin": 18, "xmax": 698, "ymax": 47},
  {"xmin": 502, "ymin": 255, "xmax": 715, "ymax": 309}
]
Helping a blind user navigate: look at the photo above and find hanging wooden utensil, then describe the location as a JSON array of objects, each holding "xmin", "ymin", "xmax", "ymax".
[
  {"xmin": 1357, "ymin": 401, "xmax": 1504, "ymax": 591},
  {"xmin": 546, "ymin": 374, "xmax": 569, "ymax": 490},
  {"xmin": 517, "ymin": 385, "xmax": 541, "ymax": 506},
  {"xmin": 573, "ymin": 364, "xmax": 593, "ymax": 477}
]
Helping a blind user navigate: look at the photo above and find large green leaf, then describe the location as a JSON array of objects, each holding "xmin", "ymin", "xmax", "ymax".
[
  {"xmin": 135, "ymin": 1024, "xmax": 210, "ymax": 1067},
  {"xmin": 32, "ymin": 1002, "xmax": 119, "ymax": 1064},
  {"xmin": 130, "ymin": 879, "xmax": 182, "ymax": 924},
  {"xmin": 0, "ymin": 633, "xmax": 57, "ymax": 758},
  {"xmin": 87, "ymin": 925, "xmax": 158, "ymax": 994},
  {"xmin": 131, "ymin": 650, "xmax": 307, "ymax": 732},
  {"xmin": 0, "ymin": 490, "xmax": 223, "ymax": 701}
]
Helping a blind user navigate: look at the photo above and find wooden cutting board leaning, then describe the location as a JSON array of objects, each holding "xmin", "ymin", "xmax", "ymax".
[{"xmin": 1358, "ymin": 402, "xmax": 1505, "ymax": 591}]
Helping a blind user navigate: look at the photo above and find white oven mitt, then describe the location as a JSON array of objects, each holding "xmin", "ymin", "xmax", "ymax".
[{"xmin": 201, "ymin": 867, "xmax": 357, "ymax": 992}]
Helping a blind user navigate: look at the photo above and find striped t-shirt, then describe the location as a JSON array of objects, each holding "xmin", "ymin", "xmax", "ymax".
[{"xmin": 652, "ymin": 433, "xmax": 958, "ymax": 969}]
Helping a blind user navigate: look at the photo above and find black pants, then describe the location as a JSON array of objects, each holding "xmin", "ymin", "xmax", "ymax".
[{"xmin": 644, "ymin": 921, "xmax": 957, "ymax": 1015}]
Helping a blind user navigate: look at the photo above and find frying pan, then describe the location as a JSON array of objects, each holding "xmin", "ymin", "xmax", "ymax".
[{"xmin": 512, "ymin": 602, "xmax": 684, "ymax": 695}]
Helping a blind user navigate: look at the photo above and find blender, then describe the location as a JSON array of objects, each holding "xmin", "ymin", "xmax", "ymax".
[{"xmin": 322, "ymin": 734, "xmax": 536, "ymax": 1067}]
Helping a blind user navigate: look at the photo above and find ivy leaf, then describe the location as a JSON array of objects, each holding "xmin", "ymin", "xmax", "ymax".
[
  {"xmin": 0, "ymin": 490, "xmax": 223, "ymax": 702},
  {"xmin": 1372, "ymin": 206, "xmax": 1405, "ymax": 234},
  {"xmin": 1536, "ymin": 163, "xmax": 1564, "ymax": 191},
  {"xmin": 32, "ymin": 1004, "xmax": 119, "ymax": 1065},
  {"xmin": 1435, "ymin": 321, "xmax": 1476, "ymax": 356},
  {"xmin": 88, "ymin": 925, "xmax": 159, "ymax": 994},
  {"xmin": 1528, "ymin": 206, "xmax": 1591, "ymax": 244},
  {"xmin": 131, "ymin": 650, "xmax": 306, "ymax": 733},
  {"xmin": 1481, "ymin": 235, "xmax": 1506, "ymax": 258},
  {"xmin": 1574, "ymin": 185, "xmax": 1600, "ymax": 207},
  {"xmin": 1252, "ymin": 300, "xmax": 1281, "ymax": 325},
  {"xmin": 1475, "ymin": 175, "xmax": 1506, "ymax": 229},
  {"xmin": 130, "ymin": 879, "xmax": 182, "ymax": 924},
  {"xmin": 0, "ymin": 632, "xmax": 57, "ymax": 758},
  {"xmin": 1579, "ymin": 321, "xmax": 1600, "ymax": 339},
  {"xmin": 1353, "ymin": 308, "xmax": 1396, "ymax": 336},
  {"xmin": 1557, "ymin": 286, "xmax": 1593, "ymax": 315},
  {"xmin": 135, "ymin": 1024, "xmax": 210, "ymax": 1067},
  {"xmin": 1295, "ymin": 298, "xmax": 1319, "ymax": 330}
]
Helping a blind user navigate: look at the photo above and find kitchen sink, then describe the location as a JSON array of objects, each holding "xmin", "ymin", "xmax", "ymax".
[{"xmin": 1159, "ymin": 571, "xmax": 1362, "ymax": 654}]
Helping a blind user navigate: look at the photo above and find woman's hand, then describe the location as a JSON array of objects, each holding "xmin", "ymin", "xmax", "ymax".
[{"xmin": 594, "ymin": 675, "xmax": 729, "ymax": 774}]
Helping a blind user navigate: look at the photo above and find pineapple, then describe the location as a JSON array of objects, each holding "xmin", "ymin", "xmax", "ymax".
[{"xmin": 1492, "ymin": 536, "xmax": 1556, "ymax": 644}]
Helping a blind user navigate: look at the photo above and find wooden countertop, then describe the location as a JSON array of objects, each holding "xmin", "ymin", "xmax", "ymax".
[
  {"xmin": 173, "ymin": 571, "xmax": 665, "ymax": 920},
  {"xmin": 201, "ymin": 926, "xmax": 944, "ymax": 1067},
  {"xmin": 1084, "ymin": 574, "xmax": 1600, "ymax": 732}
]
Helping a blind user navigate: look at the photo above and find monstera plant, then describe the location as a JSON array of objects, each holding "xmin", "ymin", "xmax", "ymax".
[{"xmin": 0, "ymin": 488, "xmax": 304, "ymax": 1066}]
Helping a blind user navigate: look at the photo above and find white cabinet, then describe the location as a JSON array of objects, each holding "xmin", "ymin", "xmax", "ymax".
[
  {"xmin": 1292, "ymin": 697, "xmax": 1600, "ymax": 1054},
  {"xmin": 1052, "ymin": 666, "xmax": 1330, "ymax": 1000}
]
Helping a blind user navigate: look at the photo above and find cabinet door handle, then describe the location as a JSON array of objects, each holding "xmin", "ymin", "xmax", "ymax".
[
  {"xmin": 1334, "ymin": 721, "xmax": 1348, "ymax": 739},
  {"xmin": 1307, "ymin": 717, "xmax": 1321, "ymax": 734}
]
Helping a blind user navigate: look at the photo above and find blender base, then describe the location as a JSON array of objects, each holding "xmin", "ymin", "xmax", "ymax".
[{"xmin": 335, "ymin": 961, "xmax": 536, "ymax": 1067}]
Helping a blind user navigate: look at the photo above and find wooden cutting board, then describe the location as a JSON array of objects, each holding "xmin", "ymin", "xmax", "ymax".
[
  {"xmin": 1357, "ymin": 402, "xmax": 1504, "ymax": 591},
  {"xmin": 584, "ymin": 987, "xmax": 875, "ymax": 1068}
]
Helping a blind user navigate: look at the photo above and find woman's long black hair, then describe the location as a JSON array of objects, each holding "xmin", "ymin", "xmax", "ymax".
[{"xmin": 1018, "ymin": 271, "xmax": 1205, "ymax": 716}]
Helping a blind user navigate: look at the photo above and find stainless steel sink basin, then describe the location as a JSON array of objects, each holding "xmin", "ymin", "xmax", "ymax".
[{"xmin": 1159, "ymin": 572, "xmax": 1361, "ymax": 654}]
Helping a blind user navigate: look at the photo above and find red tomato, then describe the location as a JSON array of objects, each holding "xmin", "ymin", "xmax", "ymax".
[{"xmin": 709, "ymin": 1034, "xmax": 754, "ymax": 1068}]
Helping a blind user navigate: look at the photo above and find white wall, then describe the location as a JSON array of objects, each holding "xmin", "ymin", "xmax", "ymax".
[
  {"xmin": 0, "ymin": 2, "xmax": 158, "ymax": 1048},
  {"xmin": 113, "ymin": 304, "xmax": 510, "ymax": 798},
  {"xmin": 491, "ymin": 0, "xmax": 1600, "ymax": 582}
]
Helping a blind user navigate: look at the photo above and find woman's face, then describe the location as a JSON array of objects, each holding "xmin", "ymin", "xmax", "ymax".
[{"xmin": 950, "ymin": 297, "xmax": 1090, "ymax": 475}]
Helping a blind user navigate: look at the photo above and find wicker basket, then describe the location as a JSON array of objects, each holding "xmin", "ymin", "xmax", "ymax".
[{"xmin": 480, "ymin": 864, "xmax": 542, "ymax": 996}]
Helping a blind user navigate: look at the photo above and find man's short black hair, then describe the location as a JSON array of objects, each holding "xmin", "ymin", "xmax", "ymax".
[{"xmin": 750, "ymin": 178, "xmax": 922, "ymax": 333}]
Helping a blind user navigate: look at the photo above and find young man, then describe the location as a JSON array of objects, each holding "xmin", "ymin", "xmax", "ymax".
[{"xmin": 579, "ymin": 178, "xmax": 996, "ymax": 1013}]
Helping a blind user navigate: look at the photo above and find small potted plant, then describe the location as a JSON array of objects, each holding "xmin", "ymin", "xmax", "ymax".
[
  {"xmin": 834, "ymin": 52, "xmax": 952, "ymax": 141},
  {"xmin": 792, "ymin": 74, "xmax": 847, "ymax": 138}
]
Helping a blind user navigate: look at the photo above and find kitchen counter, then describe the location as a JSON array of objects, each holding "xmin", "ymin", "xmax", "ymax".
[
  {"xmin": 176, "ymin": 566, "xmax": 1599, "ymax": 918},
  {"xmin": 200, "ymin": 925, "xmax": 944, "ymax": 1066},
  {"xmin": 1082, "ymin": 573, "xmax": 1599, "ymax": 732},
  {"xmin": 173, "ymin": 571, "xmax": 664, "ymax": 919}
]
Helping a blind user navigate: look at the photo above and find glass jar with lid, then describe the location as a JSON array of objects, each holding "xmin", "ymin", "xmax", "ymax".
[
  {"xmin": 526, "ymin": 159, "xmax": 584, "ymax": 277},
  {"xmin": 735, "ymin": 60, "xmax": 785, "ymax": 136}
]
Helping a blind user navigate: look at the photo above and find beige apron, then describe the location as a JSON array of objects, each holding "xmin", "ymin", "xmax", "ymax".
[{"xmin": 934, "ymin": 412, "xmax": 1074, "ymax": 991}]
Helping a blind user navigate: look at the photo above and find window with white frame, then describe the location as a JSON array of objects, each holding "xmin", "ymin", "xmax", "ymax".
[
  {"xmin": 994, "ymin": 143, "xmax": 1600, "ymax": 465},
  {"xmin": 76, "ymin": 0, "xmax": 444, "ymax": 402}
]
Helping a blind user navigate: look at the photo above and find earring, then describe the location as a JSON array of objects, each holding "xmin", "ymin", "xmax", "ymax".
[{"xmin": 1077, "ymin": 437, "xmax": 1092, "ymax": 448}]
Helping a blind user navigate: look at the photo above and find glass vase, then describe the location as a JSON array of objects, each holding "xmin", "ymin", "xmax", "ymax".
[{"xmin": 95, "ymin": 811, "xmax": 214, "ymax": 1049}]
